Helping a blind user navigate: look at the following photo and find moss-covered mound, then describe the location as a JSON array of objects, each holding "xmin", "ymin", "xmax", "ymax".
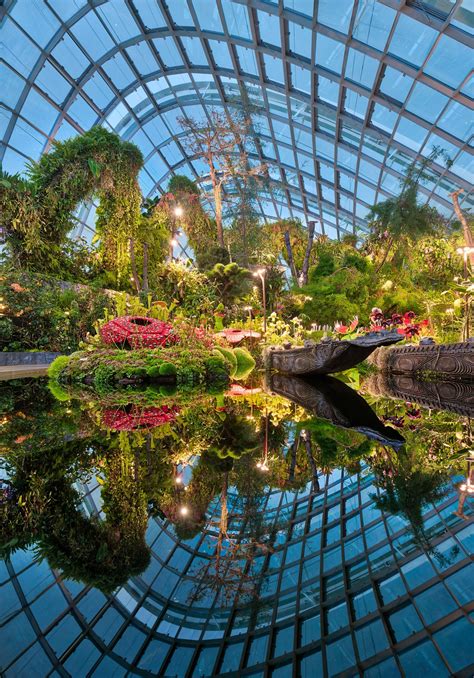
[{"xmin": 48, "ymin": 345, "xmax": 252, "ymax": 393}]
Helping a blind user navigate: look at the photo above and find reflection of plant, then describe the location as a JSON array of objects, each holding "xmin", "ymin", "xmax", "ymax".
[{"xmin": 370, "ymin": 446, "xmax": 452, "ymax": 551}]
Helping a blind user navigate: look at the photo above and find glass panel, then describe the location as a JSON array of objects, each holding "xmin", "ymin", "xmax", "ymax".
[
  {"xmin": 318, "ymin": 0, "xmax": 354, "ymax": 34},
  {"xmin": 315, "ymin": 34, "xmax": 344, "ymax": 74},
  {"xmin": 355, "ymin": 618, "xmax": 389, "ymax": 661},
  {"xmin": 406, "ymin": 82, "xmax": 449, "ymax": 124},
  {"xmin": 424, "ymin": 34, "xmax": 473, "ymax": 89},
  {"xmin": 388, "ymin": 14, "xmax": 437, "ymax": 67},
  {"xmin": 379, "ymin": 66, "xmax": 414, "ymax": 103},
  {"xmin": 352, "ymin": 0, "xmax": 396, "ymax": 51},
  {"xmin": 387, "ymin": 604, "xmax": 423, "ymax": 642},
  {"xmin": 345, "ymin": 48, "xmax": 379, "ymax": 89}
]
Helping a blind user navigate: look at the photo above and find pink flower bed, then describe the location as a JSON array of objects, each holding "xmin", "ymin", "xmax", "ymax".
[{"xmin": 100, "ymin": 316, "xmax": 178, "ymax": 348}]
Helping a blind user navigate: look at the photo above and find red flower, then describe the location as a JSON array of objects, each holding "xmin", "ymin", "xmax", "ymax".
[
  {"xmin": 398, "ymin": 324, "xmax": 419, "ymax": 338},
  {"xmin": 403, "ymin": 311, "xmax": 416, "ymax": 323},
  {"xmin": 100, "ymin": 316, "xmax": 178, "ymax": 348}
]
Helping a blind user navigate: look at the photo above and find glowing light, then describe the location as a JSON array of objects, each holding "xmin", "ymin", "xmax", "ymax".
[
  {"xmin": 179, "ymin": 506, "xmax": 189, "ymax": 516},
  {"xmin": 175, "ymin": 477, "xmax": 182, "ymax": 484},
  {"xmin": 174, "ymin": 205, "xmax": 184, "ymax": 218},
  {"xmin": 170, "ymin": 239, "xmax": 178, "ymax": 247}
]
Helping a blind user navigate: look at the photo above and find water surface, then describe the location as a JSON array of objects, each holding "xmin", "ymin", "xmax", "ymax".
[{"xmin": 1, "ymin": 375, "xmax": 473, "ymax": 677}]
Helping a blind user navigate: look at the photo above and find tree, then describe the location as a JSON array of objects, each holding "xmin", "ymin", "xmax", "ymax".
[
  {"xmin": 366, "ymin": 153, "xmax": 447, "ymax": 271},
  {"xmin": 207, "ymin": 262, "xmax": 251, "ymax": 307},
  {"xmin": 166, "ymin": 175, "xmax": 223, "ymax": 268},
  {"xmin": 262, "ymin": 218, "xmax": 318, "ymax": 286},
  {"xmin": 177, "ymin": 107, "xmax": 266, "ymax": 249},
  {"xmin": 450, "ymin": 188, "xmax": 474, "ymax": 268}
]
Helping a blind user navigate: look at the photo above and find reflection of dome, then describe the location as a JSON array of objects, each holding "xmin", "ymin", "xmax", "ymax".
[{"xmin": 2, "ymin": 468, "xmax": 472, "ymax": 676}]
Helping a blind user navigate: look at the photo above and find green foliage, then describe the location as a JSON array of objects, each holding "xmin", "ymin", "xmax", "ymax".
[
  {"xmin": 166, "ymin": 175, "xmax": 219, "ymax": 268},
  {"xmin": 159, "ymin": 362, "xmax": 177, "ymax": 377},
  {"xmin": 168, "ymin": 175, "xmax": 200, "ymax": 196},
  {"xmin": 233, "ymin": 347, "xmax": 256, "ymax": 381},
  {"xmin": 1, "ymin": 128, "xmax": 143, "ymax": 278},
  {"xmin": 153, "ymin": 261, "xmax": 219, "ymax": 316},
  {"xmin": 301, "ymin": 240, "xmax": 373, "ymax": 325},
  {"xmin": 47, "ymin": 355, "xmax": 71, "ymax": 381},
  {"xmin": 207, "ymin": 262, "xmax": 251, "ymax": 307},
  {"xmin": 93, "ymin": 364, "xmax": 117, "ymax": 394},
  {"xmin": 57, "ymin": 346, "xmax": 232, "ymax": 390},
  {"xmin": 0, "ymin": 270, "xmax": 113, "ymax": 352},
  {"xmin": 213, "ymin": 346, "xmax": 238, "ymax": 377},
  {"xmin": 195, "ymin": 245, "xmax": 230, "ymax": 271}
]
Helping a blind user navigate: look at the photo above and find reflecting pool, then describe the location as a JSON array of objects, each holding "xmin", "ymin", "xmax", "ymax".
[{"xmin": 1, "ymin": 374, "xmax": 473, "ymax": 677}]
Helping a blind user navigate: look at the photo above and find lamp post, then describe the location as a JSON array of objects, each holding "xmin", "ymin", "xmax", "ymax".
[
  {"xmin": 244, "ymin": 305, "xmax": 253, "ymax": 323},
  {"xmin": 252, "ymin": 268, "xmax": 267, "ymax": 334},
  {"xmin": 456, "ymin": 246, "xmax": 474, "ymax": 341},
  {"xmin": 456, "ymin": 246, "xmax": 474, "ymax": 278},
  {"xmin": 256, "ymin": 411, "xmax": 270, "ymax": 472},
  {"xmin": 170, "ymin": 205, "xmax": 183, "ymax": 261}
]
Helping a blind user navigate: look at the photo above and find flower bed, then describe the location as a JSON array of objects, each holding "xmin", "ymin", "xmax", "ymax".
[{"xmin": 100, "ymin": 316, "xmax": 178, "ymax": 348}]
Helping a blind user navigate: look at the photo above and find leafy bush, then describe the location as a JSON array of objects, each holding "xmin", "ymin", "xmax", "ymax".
[{"xmin": 0, "ymin": 270, "xmax": 112, "ymax": 352}]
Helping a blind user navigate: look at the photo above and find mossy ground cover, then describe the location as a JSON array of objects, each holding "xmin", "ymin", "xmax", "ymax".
[{"xmin": 49, "ymin": 345, "xmax": 242, "ymax": 392}]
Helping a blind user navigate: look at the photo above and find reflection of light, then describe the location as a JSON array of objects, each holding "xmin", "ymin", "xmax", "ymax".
[
  {"xmin": 174, "ymin": 205, "xmax": 184, "ymax": 218},
  {"xmin": 179, "ymin": 506, "xmax": 189, "ymax": 516},
  {"xmin": 170, "ymin": 239, "xmax": 178, "ymax": 247},
  {"xmin": 252, "ymin": 268, "xmax": 266, "ymax": 278},
  {"xmin": 256, "ymin": 462, "xmax": 269, "ymax": 472},
  {"xmin": 175, "ymin": 477, "xmax": 182, "ymax": 484}
]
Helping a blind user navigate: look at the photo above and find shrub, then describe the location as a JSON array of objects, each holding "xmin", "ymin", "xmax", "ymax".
[
  {"xmin": 159, "ymin": 362, "xmax": 177, "ymax": 377},
  {"xmin": 47, "ymin": 355, "xmax": 71, "ymax": 381},
  {"xmin": 93, "ymin": 365, "xmax": 116, "ymax": 393},
  {"xmin": 233, "ymin": 347, "xmax": 256, "ymax": 381},
  {"xmin": 213, "ymin": 346, "xmax": 237, "ymax": 377}
]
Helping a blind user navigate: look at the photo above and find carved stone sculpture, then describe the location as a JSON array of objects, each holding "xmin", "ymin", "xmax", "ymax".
[
  {"xmin": 369, "ymin": 341, "xmax": 474, "ymax": 380},
  {"xmin": 265, "ymin": 331, "xmax": 404, "ymax": 376}
]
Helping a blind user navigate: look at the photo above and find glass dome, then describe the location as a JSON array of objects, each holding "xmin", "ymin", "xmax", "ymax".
[{"xmin": 1, "ymin": 0, "xmax": 473, "ymax": 251}]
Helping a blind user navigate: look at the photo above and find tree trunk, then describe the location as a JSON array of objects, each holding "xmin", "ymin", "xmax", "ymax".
[
  {"xmin": 209, "ymin": 160, "xmax": 225, "ymax": 248},
  {"xmin": 375, "ymin": 236, "xmax": 394, "ymax": 273},
  {"xmin": 451, "ymin": 189, "xmax": 474, "ymax": 267},
  {"xmin": 142, "ymin": 243, "xmax": 149, "ymax": 293},
  {"xmin": 129, "ymin": 238, "xmax": 141, "ymax": 293},
  {"xmin": 303, "ymin": 431, "xmax": 319, "ymax": 489},
  {"xmin": 300, "ymin": 220, "xmax": 317, "ymax": 286},
  {"xmin": 288, "ymin": 434, "xmax": 300, "ymax": 483},
  {"xmin": 214, "ymin": 185, "xmax": 225, "ymax": 248},
  {"xmin": 284, "ymin": 231, "xmax": 299, "ymax": 284}
]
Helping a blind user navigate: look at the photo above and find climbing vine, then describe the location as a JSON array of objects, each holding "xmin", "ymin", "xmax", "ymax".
[{"xmin": 1, "ymin": 127, "xmax": 143, "ymax": 279}]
